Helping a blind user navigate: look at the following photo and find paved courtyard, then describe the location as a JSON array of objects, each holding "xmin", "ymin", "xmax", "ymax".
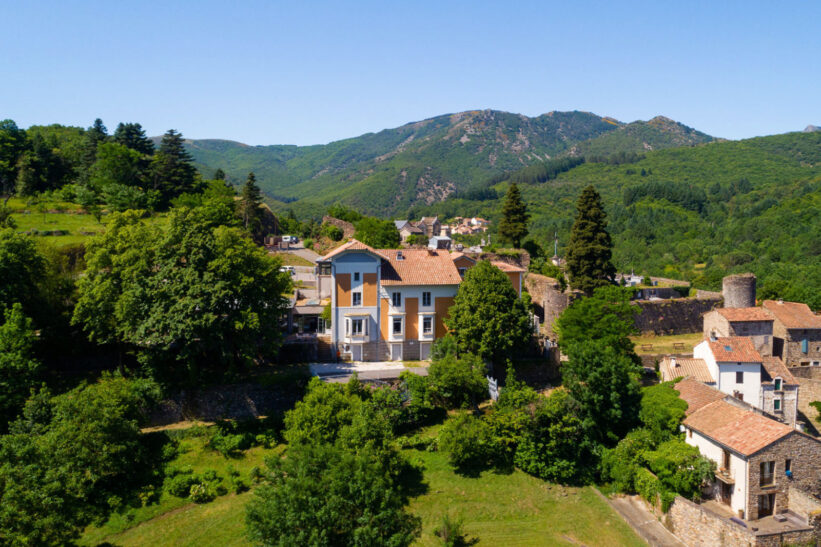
[{"xmin": 310, "ymin": 361, "xmax": 429, "ymax": 382}]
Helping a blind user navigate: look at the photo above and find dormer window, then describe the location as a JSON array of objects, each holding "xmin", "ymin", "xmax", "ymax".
[{"xmin": 774, "ymin": 378, "xmax": 782, "ymax": 391}]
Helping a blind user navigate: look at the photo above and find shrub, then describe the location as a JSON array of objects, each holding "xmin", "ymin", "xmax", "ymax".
[
  {"xmin": 166, "ymin": 473, "xmax": 199, "ymax": 498},
  {"xmin": 434, "ymin": 514, "xmax": 476, "ymax": 547},
  {"xmin": 645, "ymin": 439, "xmax": 715, "ymax": 500},
  {"xmin": 321, "ymin": 224, "xmax": 344, "ymax": 241},
  {"xmin": 600, "ymin": 428, "xmax": 655, "ymax": 493},
  {"xmin": 634, "ymin": 467, "xmax": 661, "ymax": 505},
  {"xmin": 189, "ymin": 483, "xmax": 216, "ymax": 504},
  {"xmin": 427, "ymin": 353, "xmax": 488, "ymax": 409},
  {"xmin": 438, "ymin": 413, "xmax": 498, "ymax": 472}
]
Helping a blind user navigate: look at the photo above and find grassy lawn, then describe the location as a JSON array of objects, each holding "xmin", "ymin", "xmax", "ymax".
[
  {"xmin": 9, "ymin": 210, "xmax": 169, "ymax": 248},
  {"xmin": 82, "ymin": 419, "xmax": 642, "ymax": 547},
  {"xmin": 405, "ymin": 449, "xmax": 643, "ymax": 546},
  {"xmin": 631, "ymin": 332, "xmax": 703, "ymax": 355},
  {"xmin": 271, "ymin": 252, "xmax": 315, "ymax": 267},
  {"xmin": 81, "ymin": 432, "xmax": 278, "ymax": 547}
]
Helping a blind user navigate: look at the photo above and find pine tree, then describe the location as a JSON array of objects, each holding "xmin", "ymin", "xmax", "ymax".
[
  {"xmin": 213, "ymin": 168, "xmax": 226, "ymax": 180},
  {"xmin": 565, "ymin": 185, "xmax": 616, "ymax": 295},
  {"xmin": 150, "ymin": 129, "xmax": 197, "ymax": 204},
  {"xmin": 80, "ymin": 118, "xmax": 108, "ymax": 183},
  {"xmin": 497, "ymin": 183, "xmax": 529, "ymax": 248},
  {"xmin": 113, "ymin": 122, "xmax": 155, "ymax": 156},
  {"xmin": 239, "ymin": 172, "xmax": 263, "ymax": 234}
]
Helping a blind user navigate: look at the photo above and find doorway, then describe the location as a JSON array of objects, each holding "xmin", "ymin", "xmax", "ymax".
[
  {"xmin": 391, "ymin": 343, "xmax": 402, "ymax": 361},
  {"xmin": 758, "ymin": 493, "xmax": 775, "ymax": 517}
]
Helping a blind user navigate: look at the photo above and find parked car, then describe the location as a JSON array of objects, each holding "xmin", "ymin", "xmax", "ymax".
[
  {"xmin": 282, "ymin": 235, "xmax": 298, "ymax": 243},
  {"xmin": 279, "ymin": 266, "xmax": 296, "ymax": 275}
]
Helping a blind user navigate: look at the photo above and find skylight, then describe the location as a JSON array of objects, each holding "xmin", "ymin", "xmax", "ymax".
[{"xmin": 724, "ymin": 345, "xmax": 732, "ymax": 352}]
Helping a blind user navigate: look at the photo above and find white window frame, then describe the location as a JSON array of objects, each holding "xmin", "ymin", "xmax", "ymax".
[
  {"xmin": 774, "ymin": 377, "xmax": 782, "ymax": 391},
  {"xmin": 392, "ymin": 316, "xmax": 403, "ymax": 336},
  {"xmin": 774, "ymin": 398, "xmax": 782, "ymax": 412},
  {"xmin": 352, "ymin": 318, "xmax": 364, "ymax": 335},
  {"xmin": 352, "ymin": 292, "xmax": 362, "ymax": 307},
  {"xmin": 423, "ymin": 316, "xmax": 433, "ymax": 335},
  {"xmin": 422, "ymin": 291, "xmax": 431, "ymax": 307},
  {"xmin": 391, "ymin": 291, "xmax": 401, "ymax": 307}
]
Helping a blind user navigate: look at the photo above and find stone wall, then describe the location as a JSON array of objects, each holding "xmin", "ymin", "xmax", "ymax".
[
  {"xmin": 664, "ymin": 496, "xmax": 817, "ymax": 547},
  {"xmin": 792, "ymin": 367, "xmax": 821, "ymax": 429},
  {"xmin": 789, "ymin": 485, "xmax": 821, "ymax": 523},
  {"xmin": 633, "ymin": 296, "xmax": 723, "ymax": 335}
]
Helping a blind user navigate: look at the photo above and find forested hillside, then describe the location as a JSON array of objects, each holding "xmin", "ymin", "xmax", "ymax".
[
  {"xmin": 181, "ymin": 110, "xmax": 712, "ymax": 216},
  {"xmin": 420, "ymin": 131, "xmax": 821, "ymax": 307}
]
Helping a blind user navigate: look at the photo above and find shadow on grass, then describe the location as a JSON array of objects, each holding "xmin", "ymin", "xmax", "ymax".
[{"xmin": 397, "ymin": 458, "xmax": 429, "ymax": 500}]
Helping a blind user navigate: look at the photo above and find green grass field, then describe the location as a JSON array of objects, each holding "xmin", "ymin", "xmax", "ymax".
[
  {"xmin": 81, "ymin": 420, "xmax": 642, "ymax": 547},
  {"xmin": 271, "ymin": 252, "xmax": 315, "ymax": 267},
  {"xmin": 631, "ymin": 332, "xmax": 703, "ymax": 355}
]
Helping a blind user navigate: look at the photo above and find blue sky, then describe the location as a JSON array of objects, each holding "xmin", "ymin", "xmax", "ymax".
[{"xmin": 2, "ymin": 1, "xmax": 819, "ymax": 145}]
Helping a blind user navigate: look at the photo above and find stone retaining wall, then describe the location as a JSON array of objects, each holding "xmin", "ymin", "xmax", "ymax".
[
  {"xmin": 792, "ymin": 367, "xmax": 821, "ymax": 429},
  {"xmin": 632, "ymin": 296, "xmax": 723, "ymax": 335},
  {"xmin": 789, "ymin": 485, "xmax": 821, "ymax": 523},
  {"xmin": 321, "ymin": 216, "xmax": 356, "ymax": 239}
]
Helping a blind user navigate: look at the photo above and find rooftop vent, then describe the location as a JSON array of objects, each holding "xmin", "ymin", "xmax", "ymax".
[
  {"xmin": 671, "ymin": 357, "xmax": 678, "ymax": 367},
  {"xmin": 396, "ymin": 251, "xmax": 404, "ymax": 260}
]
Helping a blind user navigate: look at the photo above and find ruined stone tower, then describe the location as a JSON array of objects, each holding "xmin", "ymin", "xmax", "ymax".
[{"xmin": 722, "ymin": 273, "xmax": 756, "ymax": 308}]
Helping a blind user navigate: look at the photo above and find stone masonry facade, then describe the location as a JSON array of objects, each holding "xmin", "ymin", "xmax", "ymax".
[
  {"xmin": 773, "ymin": 323, "xmax": 821, "ymax": 367},
  {"xmin": 745, "ymin": 432, "xmax": 821, "ymax": 520}
]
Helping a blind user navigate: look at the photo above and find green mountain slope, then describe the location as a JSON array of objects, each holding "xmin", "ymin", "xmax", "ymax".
[
  {"xmin": 569, "ymin": 116, "xmax": 714, "ymax": 157},
  {"xmin": 420, "ymin": 131, "xmax": 821, "ymax": 306},
  {"xmin": 184, "ymin": 110, "xmax": 711, "ymax": 216}
]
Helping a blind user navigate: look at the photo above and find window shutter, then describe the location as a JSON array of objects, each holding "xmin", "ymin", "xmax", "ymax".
[{"xmin": 802, "ymin": 339, "xmax": 809, "ymax": 353}]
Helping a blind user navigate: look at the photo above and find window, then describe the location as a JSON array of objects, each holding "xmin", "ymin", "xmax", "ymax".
[
  {"xmin": 423, "ymin": 316, "xmax": 433, "ymax": 335},
  {"xmin": 760, "ymin": 461, "xmax": 775, "ymax": 486},
  {"xmin": 354, "ymin": 272, "xmax": 360, "ymax": 282},
  {"xmin": 736, "ymin": 371, "xmax": 744, "ymax": 384},
  {"xmin": 422, "ymin": 292, "xmax": 431, "ymax": 307},
  {"xmin": 392, "ymin": 316, "xmax": 402, "ymax": 335},
  {"xmin": 458, "ymin": 267, "xmax": 467, "ymax": 278},
  {"xmin": 758, "ymin": 494, "xmax": 775, "ymax": 517},
  {"xmin": 688, "ymin": 428, "xmax": 692, "ymax": 438},
  {"xmin": 391, "ymin": 292, "xmax": 401, "ymax": 307},
  {"xmin": 351, "ymin": 318, "xmax": 364, "ymax": 335},
  {"xmin": 774, "ymin": 378, "xmax": 782, "ymax": 391},
  {"xmin": 722, "ymin": 449, "xmax": 731, "ymax": 471},
  {"xmin": 352, "ymin": 292, "xmax": 362, "ymax": 306},
  {"xmin": 785, "ymin": 459, "xmax": 792, "ymax": 473},
  {"xmin": 774, "ymin": 398, "xmax": 782, "ymax": 412},
  {"xmin": 318, "ymin": 263, "xmax": 331, "ymax": 275}
]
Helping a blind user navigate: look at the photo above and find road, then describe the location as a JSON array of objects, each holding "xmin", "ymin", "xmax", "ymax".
[{"xmin": 603, "ymin": 493, "xmax": 685, "ymax": 547}]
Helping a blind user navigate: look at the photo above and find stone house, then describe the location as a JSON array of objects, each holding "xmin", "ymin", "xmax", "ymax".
[
  {"xmin": 763, "ymin": 299, "xmax": 821, "ymax": 367},
  {"xmin": 677, "ymin": 378, "xmax": 821, "ymax": 521},
  {"xmin": 417, "ymin": 216, "xmax": 441, "ymax": 238},
  {"xmin": 447, "ymin": 252, "xmax": 525, "ymax": 296},
  {"xmin": 703, "ymin": 307, "xmax": 774, "ymax": 356},
  {"xmin": 393, "ymin": 220, "xmax": 424, "ymax": 243},
  {"xmin": 662, "ymin": 337, "xmax": 800, "ymax": 427}
]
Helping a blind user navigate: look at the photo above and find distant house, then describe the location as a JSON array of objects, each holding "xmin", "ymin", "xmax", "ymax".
[
  {"xmin": 662, "ymin": 337, "xmax": 799, "ymax": 427},
  {"xmin": 394, "ymin": 220, "xmax": 424, "ymax": 243},
  {"xmin": 418, "ymin": 216, "xmax": 441, "ymax": 238},
  {"xmin": 763, "ymin": 300, "xmax": 821, "ymax": 367},
  {"xmin": 677, "ymin": 378, "xmax": 821, "ymax": 521},
  {"xmin": 428, "ymin": 235, "xmax": 452, "ymax": 251},
  {"xmin": 703, "ymin": 307, "xmax": 775, "ymax": 357},
  {"xmin": 448, "ymin": 252, "xmax": 525, "ymax": 296}
]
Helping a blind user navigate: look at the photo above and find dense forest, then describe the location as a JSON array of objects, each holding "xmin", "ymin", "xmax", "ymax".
[{"xmin": 415, "ymin": 131, "xmax": 821, "ymax": 308}]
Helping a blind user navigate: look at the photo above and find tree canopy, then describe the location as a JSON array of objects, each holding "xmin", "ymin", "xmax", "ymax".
[
  {"xmin": 565, "ymin": 185, "xmax": 616, "ymax": 295},
  {"xmin": 445, "ymin": 260, "xmax": 532, "ymax": 364}
]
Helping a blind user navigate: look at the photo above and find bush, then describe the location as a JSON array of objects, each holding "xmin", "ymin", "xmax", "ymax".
[
  {"xmin": 303, "ymin": 238, "xmax": 314, "ymax": 249},
  {"xmin": 438, "ymin": 413, "xmax": 498, "ymax": 472},
  {"xmin": 406, "ymin": 234, "xmax": 428, "ymax": 246},
  {"xmin": 634, "ymin": 467, "xmax": 661, "ymax": 505},
  {"xmin": 427, "ymin": 353, "xmax": 488, "ymax": 409},
  {"xmin": 166, "ymin": 473, "xmax": 199, "ymax": 498},
  {"xmin": 434, "ymin": 514, "xmax": 476, "ymax": 547},
  {"xmin": 321, "ymin": 223, "xmax": 344, "ymax": 241},
  {"xmin": 600, "ymin": 429, "xmax": 655, "ymax": 493},
  {"xmin": 189, "ymin": 483, "xmax": 216, "ymax": 504}
]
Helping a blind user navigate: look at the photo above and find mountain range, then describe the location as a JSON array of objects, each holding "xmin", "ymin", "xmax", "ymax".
[{"xmin": 182, "ymin": 110, "xmax": 714, "ymax": 216}]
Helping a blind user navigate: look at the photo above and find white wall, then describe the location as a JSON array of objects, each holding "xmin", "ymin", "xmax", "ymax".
[
  {"xmin": 694, "ymin": 341, "xmax": 719, "ymax": 380},
  {"xmin": 331, "ymin": 252, "xmax": 380, "ymax": 345},
  {"xmin": 716, "ymin": 362, "xmax": 762, "ymax": 404},
  {"xmin": 686, "ymin": 428, "xmax": 748, "ymax": 517}
]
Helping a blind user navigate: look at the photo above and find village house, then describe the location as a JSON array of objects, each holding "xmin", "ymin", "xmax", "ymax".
[
  {"xmin": 661, "ymin": 337, "xmax": 800, "ymax": 427},
  {"xmin": 417, "ymin": 216, "xmax": 441, "ymax": 238},
  {"xmin": 676, "ymin": 378, "xmax": 821, "ymax": 522},
  {"xmin": 393, "ymin": 220, "xmax": 424, "ymax": 243},
  {"xmin": 763, "ymin": 299, "xmax": 821, "ymax": 367},
  {"xmin": 318, "ymin": 239, "xmax": 527, "ymax": 361},
  {"xmin": 703, "ymin": 307, "xmax": 775, "ymax": 356}
]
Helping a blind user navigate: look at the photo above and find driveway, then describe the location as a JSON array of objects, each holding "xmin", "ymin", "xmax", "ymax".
[
  {"xmin": 310, "ymin": 361, "xmax": 429, "ymax": 383},
  {"xmin": 283, "ymin": 244, "xmax": 322, "ymax": 264},
  {"xmin": 603, "ymin": 493, "xmax": 685, "ymax": 547}
]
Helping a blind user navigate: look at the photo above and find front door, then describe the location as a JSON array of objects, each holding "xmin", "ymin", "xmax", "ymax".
[
  {"xmin": 391, "ymin": 343, "xmax": 402, "ymax": 361},
  {"xmin": 351, "ymin": 344, "xmax": 362, "ymax": 362},
  {"xmin": 758, "ymin": 494, "xmax": 775, "ymax": 517},
  {"xmin": 720, "ymin": 482, "xmax": 732, "ymax": 506}
]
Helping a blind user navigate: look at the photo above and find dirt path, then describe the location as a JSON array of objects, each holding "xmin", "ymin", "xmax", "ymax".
[{"xmin": 597, "ymin": 491, "xmax": 686, "ymax": 547}]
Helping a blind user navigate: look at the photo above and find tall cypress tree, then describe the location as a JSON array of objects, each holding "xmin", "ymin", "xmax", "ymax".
[
  {"xmin": 80, "ymin": 118, "xmax": 108, "ymax": 183},
  {"xmin": 497, "ymin": 183, "xmax": 529, "ymax": 248},
  {"xmin": 565, "ymin": 185, "xmax": 616, "ymax": 295},
  {"xmin": 239, "ymin": 172, "xmax": 264, "ymax": 235},
  {"xmin": 150, "ymin": 129, "xmax": 197, "ymax": 204}
]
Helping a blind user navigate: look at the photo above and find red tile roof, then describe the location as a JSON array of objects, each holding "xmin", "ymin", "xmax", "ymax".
[
  {"xmin": 319, "ymin": 239, "xmax": 389, "ymax": 261},
  {"xmin": 491, "ymin": 261, "xmax": 526, "ymax": 273},
  {"xmin": 763, "ymin": 300, "xmax": 821, "ymax": 329},
  {"xmin": 684, "ymin": 400, "xmax": 794, "ymax": 456},
  {"xmin": 661, "ymin": 358, "xmax": 714, "ymax": 383},
  {"xmin": 716, "ymin": 307, "xmax": 773, "ymax": 322},
  {"xmin": 707, "ymin": 337, "xmax": 762, "ymax": 363},
  {"xmin": 674, "ymin": 378, "xmax": 726, "ymax": 415},
  {"xmin": 380, "ymin": 249, "xmax": 462, "ymax": 286},
  {"xmin": 760, "ymin": 356, "xmax": 797, "ymax": 385}
]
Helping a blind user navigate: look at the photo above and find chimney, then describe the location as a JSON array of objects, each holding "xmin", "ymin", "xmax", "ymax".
[{"xmin": 396, "ymin": 251, "xmax": 404, "ymax": 260}]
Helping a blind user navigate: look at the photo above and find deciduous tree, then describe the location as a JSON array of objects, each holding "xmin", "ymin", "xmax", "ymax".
[{"xmin": 0, "ymin": 304, "xmax": 40, "ymax": 430}]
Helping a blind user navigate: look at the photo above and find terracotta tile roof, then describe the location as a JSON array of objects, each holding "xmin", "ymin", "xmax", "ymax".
[
  {"xmin": 491, "ymin": 261, "xmax": 526, "ymax": 273},
  {"xmin": 684, "ymin": 400, "xmax": 793, "ymax": 456},
  {"xmin": 450, "ymin": 251, "xmax": 476, "ymax": 263},
  {"xmin": 674, "ymin": 378, "xmax": 726, "ymax": 415},
  {"xmin": 760, "ymin": 356, "xmax": 797, "ymax": 385},
  {"xmin": 763, "ymin": 300, "xmax": 821, "ymax": 329},
  {"xmin": 379, "ymin": 249, "xmax": 462, "ymax": 286},
  {"xmin": 716, "ymin": 307, "xmax": 773, "ymax": 322},
  {"xmin": 319, "ymin": 239, "xmax": 389, "ymax": 261},
  {"xmin": 708, "ymin": 337, "xmax": 762, "ymax": 363},
  {"xmin": 419, "ymin": 216, "xmax": 439, "ymax": 225},
  {"xmin": 661, "ymin": 358, "xmax": 714, "ymax": 383}
]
